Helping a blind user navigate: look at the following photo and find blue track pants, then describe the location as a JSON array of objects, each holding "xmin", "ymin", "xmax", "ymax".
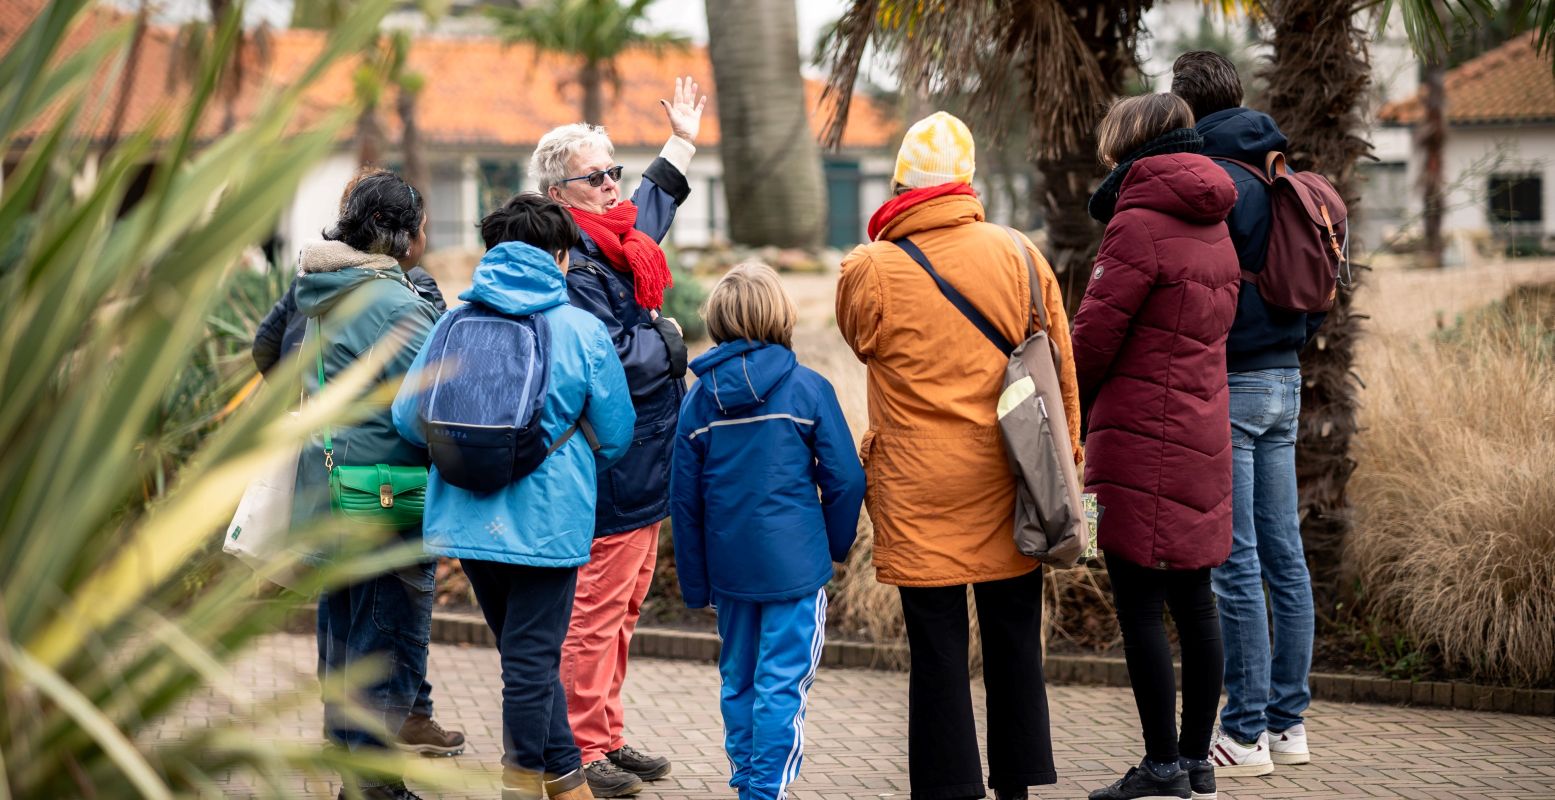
[{"xmin": 715, "ymin": 588, "xmax": 827, "ymax": 800}]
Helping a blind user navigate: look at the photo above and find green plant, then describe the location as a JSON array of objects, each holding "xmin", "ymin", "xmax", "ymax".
[
  {"xmin": 0, "ymin": 1, "xmax": 456, "ymax": 795},
  {"xmin": 661, "ymin": 250, "xmax": 709, "ymax": 342}
]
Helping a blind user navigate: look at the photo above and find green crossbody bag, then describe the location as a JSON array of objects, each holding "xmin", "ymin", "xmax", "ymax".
[{"xmin": 314, "ymin": 320, "xmax": 427, "ymax": 529}]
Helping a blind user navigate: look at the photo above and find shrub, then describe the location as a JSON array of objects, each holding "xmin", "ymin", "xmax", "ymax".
[{"xmin": 1348, "ymin": 286, "xmax": 1555, "ymax": 687}]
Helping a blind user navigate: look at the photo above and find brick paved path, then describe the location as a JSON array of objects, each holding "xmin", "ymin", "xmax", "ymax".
[{"xmin": 173, "ymin": 634, "xmax": 1555, "ymax": 799}]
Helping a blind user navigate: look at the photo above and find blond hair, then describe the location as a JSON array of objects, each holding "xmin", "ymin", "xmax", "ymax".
[
  {"xmin": 1096, "ymin": 93, "xmax": 1195, "ymax": 169},
  {"xmin": 702, "ymin": 261, "xmax": 797, "ymax": 349}
]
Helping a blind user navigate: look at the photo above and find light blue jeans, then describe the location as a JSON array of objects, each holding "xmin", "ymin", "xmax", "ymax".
[{"xmin": 1212, "ymin": 368, "xmax": 1314, "ymax": 742}]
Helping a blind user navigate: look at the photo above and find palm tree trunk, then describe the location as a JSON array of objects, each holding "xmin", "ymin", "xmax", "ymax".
[
  {"xmin": 1038, "ymin": 1, "xmax": 1147, "ymax": 316},
  {"xmin": 357, "ymin": 105, "xmax": 384, "ymax": 167},
  {"xmin": 705, "ymin": 0, "xmax": 827, "ymax": 249},
  {"xmin": 397, "ymin": 79, "xmax": 430, "ymax": 235},
  {"xmin": 1260, "ymin": 0, "xmax": 1372, "ymax": 606},
  {"xmin": 581, "ymin": 57, "xmax": 605, "ymax": 126},
  {"xmin": 1419, "ymin": 3, "xmax": 1448, "ymax": 270},
  {"xmin": 106, "ymin": 0, "xmax": 150, "ymax": 151}
]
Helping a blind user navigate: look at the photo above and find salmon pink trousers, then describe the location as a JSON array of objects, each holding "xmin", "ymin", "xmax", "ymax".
[{"xmin": 560, "ymin": 522, "xmax": 660, "ymax": 764}]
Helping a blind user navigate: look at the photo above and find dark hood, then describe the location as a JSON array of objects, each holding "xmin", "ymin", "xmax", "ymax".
[
  {"xmin": 688, "ymin": 340, "xmax": 797, "ymax": 415},
  {"xmin": 1196, "ymin": 107, "xmax": 1289, "ymax": 164},
  {"xmin": 1114, "ymin": 153, "xmax": 1238, "ymax": 225}
]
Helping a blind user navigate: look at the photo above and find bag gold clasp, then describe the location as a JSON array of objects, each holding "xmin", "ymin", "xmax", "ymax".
[{"xmin": 379, "ymin": 484, "xmax": 393, "ymax": 508}]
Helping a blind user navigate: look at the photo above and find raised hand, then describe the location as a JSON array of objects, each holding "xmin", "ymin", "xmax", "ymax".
[{"xmin": 659, "ymin": 75, "xmax": 708, "ymax": 144}]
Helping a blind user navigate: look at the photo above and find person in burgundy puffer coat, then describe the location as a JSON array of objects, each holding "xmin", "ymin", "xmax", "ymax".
[{"xmin": 1071, "ymin": 93, "xmax": 1241, "ymax": 800}]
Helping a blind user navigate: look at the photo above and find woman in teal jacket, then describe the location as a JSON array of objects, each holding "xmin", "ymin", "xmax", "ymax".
[
  {"xmin": 391, "ymin": 195, "xmax": 634, "ymax": 800},
  {"xmin": 291, "ymin": 172, "xmax": 440, "ymax": 800}
]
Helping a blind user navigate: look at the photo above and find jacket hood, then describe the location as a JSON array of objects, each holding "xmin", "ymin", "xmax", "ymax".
[
  {"xmin": 1115, "ymin": 153, "xmax": 1237, "ymax": 225},
  {"xmin": 460, "ymin": 241, "xmax": 569, "ymax": 316},
  {"xmin": 295, "ymin": 241, "xmax": 408, "ymax": 317},
  {"xmin": 872, "ymin": 192, "xmax": 985, "ymax": 241},
  {"xmin": 1197, "ymin": 107, "xmax": 1289, "ymax": 164},
  {"xmin": 689, "ymin": 340, "xmax": 797, "ymax": 415}
]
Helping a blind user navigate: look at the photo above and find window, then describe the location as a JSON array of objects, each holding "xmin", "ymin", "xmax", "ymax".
[
  {"xmin": 478, "ymin": 159, "xmax": 523, "ymax": 217},
  {"xmin": 1488, "ymin": 173, "xmax": 1542, "ymax": 226}
]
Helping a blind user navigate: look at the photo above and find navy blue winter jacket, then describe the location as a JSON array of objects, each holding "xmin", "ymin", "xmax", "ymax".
[
  {"xmin": 566, "ymin": 157, "xmax": 691, "ymax": 536},
  {"xmin": 253, "ymin": 265, "xmax": 446, "ymax": 376},
  {"xmin": 669, "ymin": 341, "xmax": 865, "ymax": 608},
  {"xmin": 1197, "ymin": 107, "xmax": 1325, "ymax": 372}
]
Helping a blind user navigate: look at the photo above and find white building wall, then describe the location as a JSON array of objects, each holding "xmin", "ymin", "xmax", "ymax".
[
  {"xmin": 279, "ymin": 152, "xmax": 360, "ymax": 269},
  {"xmin": 1423, "ymin": 127, "xmax": 1555, "ymax": 238}
]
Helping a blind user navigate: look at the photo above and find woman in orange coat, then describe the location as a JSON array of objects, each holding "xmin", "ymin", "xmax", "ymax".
[{"xmin": 835, "ymin": 111, "xmax": 1082, "ymax": 800}]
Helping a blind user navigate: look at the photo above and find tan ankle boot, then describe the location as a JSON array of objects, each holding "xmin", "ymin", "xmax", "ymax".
[{"xmin": 544, "ymin": 768, "xmax": 594, "ymax": 800}]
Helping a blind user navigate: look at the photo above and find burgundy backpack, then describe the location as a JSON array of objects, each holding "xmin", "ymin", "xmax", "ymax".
[{"xmin": 1219, "ymin": 152, "xmax": 1350, "ymax": 313}]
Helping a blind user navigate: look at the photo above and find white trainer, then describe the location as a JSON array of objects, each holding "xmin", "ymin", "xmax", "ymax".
[
  {"xmin": 1270, "ymin": 723, "xmax": 1311, "ymax": 765},
  {"xmin": 1209, "ymin": 728, "xmax": 1275, "ymax": 777}
]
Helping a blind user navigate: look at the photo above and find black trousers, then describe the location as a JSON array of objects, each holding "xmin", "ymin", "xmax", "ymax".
[
  {"xmin": 1105, "ymin": 552, "xmax": 1224, "ymax": 764},
  {"xmin": 898, "ymin": 568, "xmax": 1056, "ymax": 800}
]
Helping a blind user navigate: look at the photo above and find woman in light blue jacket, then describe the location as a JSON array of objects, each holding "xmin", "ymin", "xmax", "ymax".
[{"xmin": 391, "ymin": 194, "xmax": 634, "ymax": 800}]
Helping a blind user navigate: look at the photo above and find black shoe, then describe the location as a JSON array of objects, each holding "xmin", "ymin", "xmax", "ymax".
[
  {"xmin": 1180, "ymin": 757, "xmax": 1216, "ymax": 800},
  {"xmin": 1088, "ymin": 766, "xmax": 1191, "ymax": 800},
  {"xmin": 994, "ymin": 788, "xmax": 1029, "ymax": 800},
  {"xmin": 337, "ymin": 782, "xmax": 423, "ymax": 800},
  {"xmin": 606, "ymin": 743, "xmax": 672, "ymax": 781},
  {"xmin": 584, "ymin": 758, "xmax": 643, "ymax": 797}
]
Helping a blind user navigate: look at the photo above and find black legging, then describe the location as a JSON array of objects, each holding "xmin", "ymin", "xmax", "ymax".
[{"xmin": 1106, "ymin": 551, "xmax": 1224, "ymax": 764}]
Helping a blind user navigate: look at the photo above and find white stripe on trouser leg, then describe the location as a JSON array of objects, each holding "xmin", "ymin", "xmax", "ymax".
[{"xmin": 777, "ymin": 588, "xmax": 826, "ymax": 799}]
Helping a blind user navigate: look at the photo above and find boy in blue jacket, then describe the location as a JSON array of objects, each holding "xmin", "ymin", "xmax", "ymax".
[
  {"xmin": 391, "ymin": 194, "xmax": 635, "ymax": 800},
  {"xmin": 669, "ymin": 262, "xmax": 866, "ymax": 800}
]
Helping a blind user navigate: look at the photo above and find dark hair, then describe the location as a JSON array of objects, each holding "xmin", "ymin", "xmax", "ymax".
[
  {"xmin": 1171, "ymin": 50, "xmax": 1244, "ymax": 120},
  {"xmin": 322, "ymin": 170, "xmax": 425, "ymax": 258},
  {"xmin": 479, "ymin": 192, "xmax": 581, "ymax": 254},
  {"xmin": 1096, "ymin": 93, "xmax": 1195, "ymax": 169}
]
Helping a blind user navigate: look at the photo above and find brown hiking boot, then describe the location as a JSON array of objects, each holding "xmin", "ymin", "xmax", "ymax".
[
  {"xmin": 545, "ymin": 767, "xmax": 598, "ymax": 800},
  {"xmin": 395, "ymin": 713, "xmax": 465, "ymax": 757}
]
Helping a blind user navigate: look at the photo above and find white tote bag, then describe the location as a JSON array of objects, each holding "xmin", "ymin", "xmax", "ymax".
[{"xmin": 224, "ymin": 443, "xmax": 303, "ymax": 590}]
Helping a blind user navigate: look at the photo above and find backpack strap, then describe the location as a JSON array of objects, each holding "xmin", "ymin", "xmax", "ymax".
[
  {"xmin": 545, "ymin": 418, "xmax": 600, "ymax": 456},
  {"xmin": 1215, "ymin": 156, "xmax": 1273, "ymax": 185},
  {"xmin": 892, "ymin": 237, "xmax": 1016, "ymax": 357},
  {"xmin": 1001, "ymin": 226, "xmax": 1048, "ymax": 338}
]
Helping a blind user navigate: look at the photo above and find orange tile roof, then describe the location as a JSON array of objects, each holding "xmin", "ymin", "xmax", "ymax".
[
  {"xmin": 1380, "ymin": 34, "xmax": 1555, "ymax": 126},
  {"xmin": 2, "ymin": 0, "xmax": 897, "ymax": 150}
]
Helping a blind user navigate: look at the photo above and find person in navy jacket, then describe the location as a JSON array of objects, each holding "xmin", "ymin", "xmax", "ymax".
[
  {"xmin": 531, "ymin": 76, "xmax": 706, "ymax": 796},
  {"xmin": 670, "ymin": 262, "xmax": 865, "ymax": 800}
]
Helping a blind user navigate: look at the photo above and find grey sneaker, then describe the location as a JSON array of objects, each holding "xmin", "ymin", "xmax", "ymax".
[
  {"xmin": 606, "ymin": 743, "xmax": 671, "ymax": 781},
  {"xmin": 583, "ymin": 759, "xmax": 643, "ymax": 797}
]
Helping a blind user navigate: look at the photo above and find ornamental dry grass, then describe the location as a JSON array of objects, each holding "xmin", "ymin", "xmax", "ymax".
[{"xmin": 1348, "ymin": 289, "xmax": 1555, "ymax": 687}]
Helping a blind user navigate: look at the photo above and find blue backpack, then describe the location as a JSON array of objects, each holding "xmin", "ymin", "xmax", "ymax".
[{"xmin": 418, "ymin": 303, "xmax": 593, "ymax": 493}]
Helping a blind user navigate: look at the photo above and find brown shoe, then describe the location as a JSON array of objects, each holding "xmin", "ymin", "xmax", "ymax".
[
  {"xmin": 545, "ymin": 767, "xmax": 597, "ymax": 800},
  {"xmin": 395, "ymin": 713, "xmax": 465, "ymax": 757}
]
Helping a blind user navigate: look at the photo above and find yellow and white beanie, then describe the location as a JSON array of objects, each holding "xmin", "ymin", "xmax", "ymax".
[{"xmin": 893, "ymin": 111, "xmax": 976, "ymax": 189}]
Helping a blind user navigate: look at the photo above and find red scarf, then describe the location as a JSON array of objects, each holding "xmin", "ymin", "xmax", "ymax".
[
  {"xmin": 568, "ymin": 201, "xmax": 673, "ymax": 310},
  {"xmin": 866, "ymin": 182, "xmax": 978, "ymax": 241}
]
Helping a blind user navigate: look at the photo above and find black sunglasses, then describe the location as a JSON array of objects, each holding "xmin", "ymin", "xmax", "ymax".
[{"xmin": 560, "ymin": 165, "xmax": 625, "ymax": 188}]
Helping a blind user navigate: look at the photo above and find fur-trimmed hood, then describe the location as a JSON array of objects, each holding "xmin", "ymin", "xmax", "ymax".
[{"xmin": 297, "ymin": 240, "xmax": 400, "ymax": 274}]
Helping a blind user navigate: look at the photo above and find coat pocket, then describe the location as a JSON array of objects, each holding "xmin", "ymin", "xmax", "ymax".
[{"xmin": 609, "ymin": 419, "xmax": 674, "ymax": 514}]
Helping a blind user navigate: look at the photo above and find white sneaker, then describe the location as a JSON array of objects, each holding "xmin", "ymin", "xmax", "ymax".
[
  {"xmin": 1270, "ymin": 723, "xmax": 1310, "ymax": 765},
  {"xmin": 1209, "ymin": 728, "xmax": 1274, "ymax": 777}
]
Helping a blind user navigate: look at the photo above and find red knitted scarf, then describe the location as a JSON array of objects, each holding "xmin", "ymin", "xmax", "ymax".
[
  {"xmin": 866, "ymin": 182, "xmax": 978, "ymax": 241},
  {"xmin": 568, "ymin": 201, "xmax": 673, "ymax": 310}
]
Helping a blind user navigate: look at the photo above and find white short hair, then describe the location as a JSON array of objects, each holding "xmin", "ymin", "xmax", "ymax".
[{"xmin": 530, "ymin": 123, "xmax": 615, "ymax": 192}]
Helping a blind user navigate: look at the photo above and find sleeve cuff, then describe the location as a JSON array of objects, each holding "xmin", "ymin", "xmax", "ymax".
[
  {"xmin": 659, "ymin": 135, "xmax": 695, "ymax": 174},
  {"xmin": 642, "ymin": 156, "xmax": 692, "ymax": 206}
]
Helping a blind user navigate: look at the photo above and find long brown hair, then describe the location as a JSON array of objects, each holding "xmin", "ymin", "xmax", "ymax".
[{"xmin": 1096, "ymin": 93, "xmax": 1195, "ymax": 169}]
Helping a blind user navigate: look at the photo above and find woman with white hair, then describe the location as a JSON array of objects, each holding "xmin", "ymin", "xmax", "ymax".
[{"xmin": 531, "ymin": 76, "xmax": 705, "ymax": 799}]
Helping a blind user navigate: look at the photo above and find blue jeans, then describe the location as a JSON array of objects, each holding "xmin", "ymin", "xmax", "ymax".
[
  {"xmin": 1212, "ymin": 368, "xmax": 1314, "ymax": 742},
  {"xmin": 317, "ymin": 559, "xmax": 436, "ymax": 774}
]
